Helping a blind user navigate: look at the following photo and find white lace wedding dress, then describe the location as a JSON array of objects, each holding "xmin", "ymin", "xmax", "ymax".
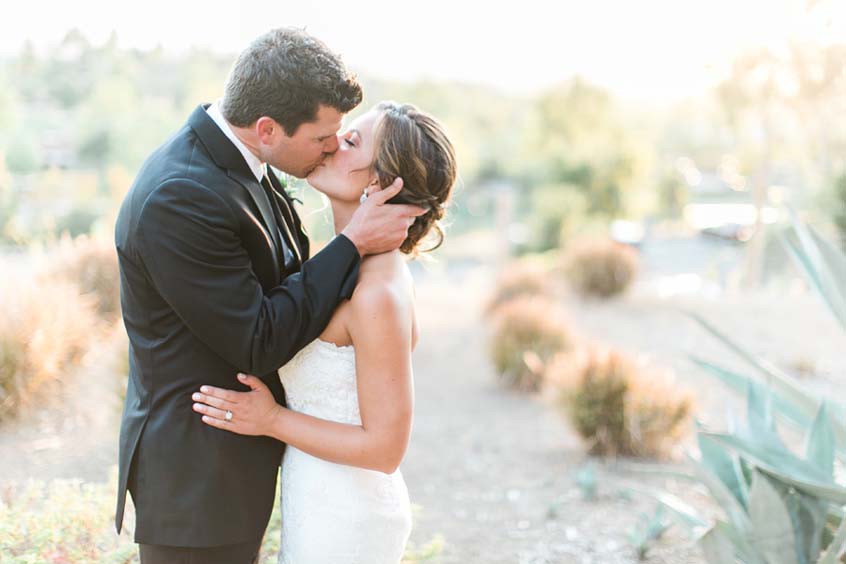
[{"xmin": 276, "ymin": 337, "xmax": 412, "ymax": 564}]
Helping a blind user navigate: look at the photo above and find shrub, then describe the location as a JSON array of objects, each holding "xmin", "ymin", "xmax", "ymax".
[
  {"xmin": 46, "ymin": 234, "xmax": 121, "ymax": 320},
  {"xmin": 563, "ymin": 237, "xmax": 638, "ymax": 299},
  {"xmin": 484, "ymin": 264, "xmax": 553, "ymax": 317},
  {"xmin": 0, "ymin": 469, "xmax": 440, "ymax": 563},
  {"xmin": 0, "ymin": 469, "xmax": 137, "ymax": 563},
  {"xmin": 549, "ymin": 346, "xmax": 692, "ymax": 457},
  {"xmin": 488, "ymin": 296, "xmax": 574, "ymax": 391},
  {"xmin": 0, "ymin": 276, "xmax": 98, "ymax": 421},
  {"xmin": 625, "ymin": 361, "xmax": 694, "ymax": 457},
  {"xmin": 54, "ymin": 207, "xmax": 101, "ymax": 239}
]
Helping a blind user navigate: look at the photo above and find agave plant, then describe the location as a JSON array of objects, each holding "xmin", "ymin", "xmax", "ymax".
[
  {"xmin": 629, "ymin": 503, "xmax": 673, "ymax": 560},
  {"xmin": 692, "ymin": 384, "xmax": 846, "ymax": 564},
  {"xmin": 642, "ymin": 209, "xmax": 846, "ymax": 563}
]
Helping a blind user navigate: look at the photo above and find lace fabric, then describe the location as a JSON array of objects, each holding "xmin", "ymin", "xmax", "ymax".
[{"xmin": 277, "ymin": 339, "xmax": 412, "ymax": 563}]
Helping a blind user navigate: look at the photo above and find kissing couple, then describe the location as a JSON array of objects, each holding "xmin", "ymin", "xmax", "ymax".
[{"xmin": 114, "ymin": 27, "xmax": 457, "ymax": 564}]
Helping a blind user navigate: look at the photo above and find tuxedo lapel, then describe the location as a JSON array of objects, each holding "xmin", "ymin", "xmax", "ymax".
[
  {"xmin": 229, "ymin": 167, "xmax": 285, "ymax": 260},
  {"xmin": 188, "ymin": 104, "xmax": 284, "ymax": 274}
]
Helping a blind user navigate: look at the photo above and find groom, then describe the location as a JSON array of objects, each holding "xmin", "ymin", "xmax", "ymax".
[{"xmin": 114, "ymin": 28, "xmax": 424, "ymax": 563}]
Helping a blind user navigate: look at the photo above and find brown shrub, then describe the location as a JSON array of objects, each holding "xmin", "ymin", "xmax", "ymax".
[
  {"xmin": 563, "ymin": 238, "xmax": 639, "ymax": 299},
  {"xmin": 0, "ymin": 277, "xmax": 99, "ymax": 420},
  {"xmin": 548, "ymin": 346, "xmax": 693, "ymax": 458},
  {"xmin": 488, "ymin": 296, "xmax": 574, "ymax": 391},
  {"xmin": 484, "ymin": 265, "xmax": 553, "ymax": 317},
  {"xmin": 46, "ymin": 234, "xmax": 121, "ymax": 320}
]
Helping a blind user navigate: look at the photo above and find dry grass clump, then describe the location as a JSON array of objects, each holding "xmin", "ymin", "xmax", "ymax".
[
  {"xmin": 547, "ymin": 346, "xmax": 693, "ymax": 458},
  {"xmin": 0, "ymin": 276, "xmax": 99, "ymax": 421},
  {"xmin": 45, "ymin": 234, "xmax": 121, "ymax": 320},
  {"xmin": 488, "ymin": 296, "xmax": 575, "ymax": 391},
  {"xmin": 563, "ymin": 238, "xmax": 639, "ymax": 299},
  {"xmin": 484, "ymin": 265, "xmax": 554, "ymax": 317}
]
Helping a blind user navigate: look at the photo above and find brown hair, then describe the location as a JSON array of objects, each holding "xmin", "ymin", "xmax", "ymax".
[
  {"xmin": 221, "ymin": 27, "xmax": 362, "ymax": 135},
  {"xmin": 371, "ymin": 101, "xmax": 457, "ymax": 256}
]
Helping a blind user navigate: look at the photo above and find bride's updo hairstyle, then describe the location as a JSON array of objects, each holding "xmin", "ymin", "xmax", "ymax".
[{"xmin": 371, "ymin": 101, "xmax": 457, "ymax": 256}]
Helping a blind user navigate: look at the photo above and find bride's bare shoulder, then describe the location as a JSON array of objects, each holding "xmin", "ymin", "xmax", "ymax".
[
  {"xmin": 351, "ymin": 253, "xmax": 413, "ymax": 308},
  {"xmin": 347, "ymin": 252, "xmax": 416, "ymax": 344}
]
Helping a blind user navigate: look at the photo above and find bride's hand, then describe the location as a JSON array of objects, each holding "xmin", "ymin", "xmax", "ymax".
[{"xmin": 192, "ymin": 374, "xmax": 282, "ymax": 436}]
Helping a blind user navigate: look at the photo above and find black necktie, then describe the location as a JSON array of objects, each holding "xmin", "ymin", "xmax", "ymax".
[{"xmin": 261, "ymin": 173, "xmax": 302, "ymax": 270}]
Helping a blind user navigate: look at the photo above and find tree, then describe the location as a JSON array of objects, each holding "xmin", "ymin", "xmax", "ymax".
[
  {"xmin": 5, "ymin": 134, "xmax": 41, "ymax": 174},
  {"xmin": 716, "ymin": 49, "xmax": 790, "ymax": 288},
  {"xmin": 526, "ymin": 78, "xmax": 648, "ymax": 220}
]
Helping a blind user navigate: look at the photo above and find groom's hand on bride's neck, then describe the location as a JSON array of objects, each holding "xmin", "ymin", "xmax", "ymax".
[{"xmin": 341, "ymin": 177, "xmax": 427, "ymax": 257}]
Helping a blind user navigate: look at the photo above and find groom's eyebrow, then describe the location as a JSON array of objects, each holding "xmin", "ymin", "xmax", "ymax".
[{"xmin": 317, "ymin": 121, "xmax": 345, "ymax": 141}]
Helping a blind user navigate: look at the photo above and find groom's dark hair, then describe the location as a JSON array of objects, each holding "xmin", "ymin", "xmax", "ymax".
[{"xmin": 221, "ymin": 27, "xmax": 362, "ymax": 135}]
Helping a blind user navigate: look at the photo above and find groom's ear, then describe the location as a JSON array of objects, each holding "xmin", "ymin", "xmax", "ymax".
[{"xmin": 256, "ymin": 116, "xmax": 282, "ymax": 143}]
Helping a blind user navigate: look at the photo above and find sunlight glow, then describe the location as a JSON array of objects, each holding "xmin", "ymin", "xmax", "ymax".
[{"xmin": 1, "ymin": 0, "xmax": 844, "ymax": 99}]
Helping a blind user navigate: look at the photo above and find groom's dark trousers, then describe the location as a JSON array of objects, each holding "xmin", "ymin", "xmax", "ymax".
[
  {"xmin": 138, "ymin": 539, "xmax": 261, "ymax": 564},
  {"xmin": 114, "ymin": 104, "xmax": 361, "ymax": 557}
]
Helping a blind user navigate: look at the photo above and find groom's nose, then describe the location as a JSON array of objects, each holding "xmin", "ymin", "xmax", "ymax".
[{"xmin": 322, "ymin": 135, "xmax": 340, "ymax": 155}]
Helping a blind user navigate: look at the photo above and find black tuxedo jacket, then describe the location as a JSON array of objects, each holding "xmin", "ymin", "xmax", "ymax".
[{"xmin": 114, "ymin": 104, "xmax": 361, "ymax": 546}]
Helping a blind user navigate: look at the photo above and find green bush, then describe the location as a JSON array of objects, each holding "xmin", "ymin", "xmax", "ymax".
[
  {"xmin": 54, "ymin": 207, "xmax": 101, "ymax": 239},
  {"xmin": 0, "ymin": 469, "xmax": 441, "ymax": 563},
  {"xmin": 0, "ymin": 469, "xmax": 137, "ymax": 563},
  {"xmin": 5, "ymin": 134, "xmax": 42, "ymax": 174},
  {"xmin": 525, "ymin": 183, "xmax": 589, "ymax": 252}
]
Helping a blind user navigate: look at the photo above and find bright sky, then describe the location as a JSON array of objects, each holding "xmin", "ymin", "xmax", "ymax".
[{"xmin": 2, "ymin": 0, "xmax": 843, "ymax": 100}]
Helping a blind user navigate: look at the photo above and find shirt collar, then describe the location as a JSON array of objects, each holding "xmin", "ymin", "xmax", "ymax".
[{"xmin": 205, "ymin": 100, "xmax": 266, "ymax": 183}]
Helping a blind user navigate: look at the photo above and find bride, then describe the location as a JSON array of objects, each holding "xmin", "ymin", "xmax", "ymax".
[{"xmin": 191, "ymin": 100, "xmax": 456, "ymax": 563}]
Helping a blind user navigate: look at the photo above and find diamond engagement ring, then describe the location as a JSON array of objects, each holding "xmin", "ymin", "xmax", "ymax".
[{"xmin": 225, "ymin": 410, "xmax": 233, "ymax": 422}]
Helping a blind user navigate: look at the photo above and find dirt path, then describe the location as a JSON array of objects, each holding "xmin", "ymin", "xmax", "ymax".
[{"xmin": 402, "ymin": 263, "xmax": 704, "ymax": 564}]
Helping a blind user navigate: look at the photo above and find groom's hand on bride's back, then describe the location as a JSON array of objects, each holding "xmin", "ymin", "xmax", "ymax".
[{"xmin": 341, "ymin": 177, "xmax": 427, "ymax": 257}]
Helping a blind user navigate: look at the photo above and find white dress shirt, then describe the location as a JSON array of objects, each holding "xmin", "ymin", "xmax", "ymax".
[{"xmin": 205, "ymin": 100, "xmax": 266, "ymax": 182}]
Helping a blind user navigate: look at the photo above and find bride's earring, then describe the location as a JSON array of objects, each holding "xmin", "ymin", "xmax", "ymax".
[{"xmin": 359, "ymin": 188, "xmax": 369, "ymax": 204}]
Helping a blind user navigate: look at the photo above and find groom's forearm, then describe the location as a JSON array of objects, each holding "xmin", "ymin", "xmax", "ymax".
[
  {"xmin": 268, "ymin": 407, "xmax": 401, "ymax": 474},
  {"xmin": 247, "ymin": 234, "xmax": 362, "ymax": 373}
]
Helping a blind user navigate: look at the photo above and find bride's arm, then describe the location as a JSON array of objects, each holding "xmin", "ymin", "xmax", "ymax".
[{"xmin": 192, "ymin": 285, "xmax": 414, "ymax": 474}]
